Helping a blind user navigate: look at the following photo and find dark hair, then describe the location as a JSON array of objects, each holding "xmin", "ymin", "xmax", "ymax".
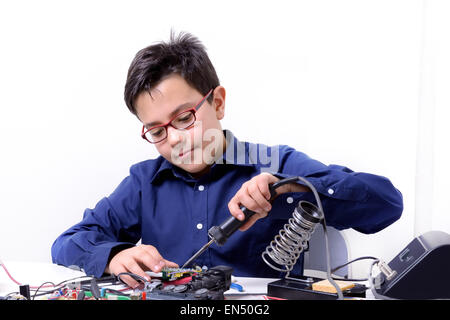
[{"xmin": 124, "ymin": 31, "xmax": 220, "ymax": 115}]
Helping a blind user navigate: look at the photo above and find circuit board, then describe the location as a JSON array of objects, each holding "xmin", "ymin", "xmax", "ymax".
[{"xmin": 160, "ymin": 266, "xmax": 204, "ymax": 281}]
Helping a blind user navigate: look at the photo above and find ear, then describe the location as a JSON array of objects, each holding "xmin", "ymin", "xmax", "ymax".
[{"xmin": 212, "ymin": 86, "xmax": 226, "ymax": 120}]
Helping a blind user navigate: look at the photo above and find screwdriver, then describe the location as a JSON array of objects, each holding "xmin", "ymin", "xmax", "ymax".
[{"xmin": 182, "ymin": 185, "xmax": 277, "ymax": 268}]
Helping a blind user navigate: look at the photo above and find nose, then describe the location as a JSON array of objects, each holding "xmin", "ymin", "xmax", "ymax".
[{"xmin": 166, "ymin": 126, "xmax": 185, "ymax": 147}]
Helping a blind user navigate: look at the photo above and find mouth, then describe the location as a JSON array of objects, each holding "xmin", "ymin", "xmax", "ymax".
[{"xmin": 178, "ymin": 148, "xmax": 194, "ymax": 159}]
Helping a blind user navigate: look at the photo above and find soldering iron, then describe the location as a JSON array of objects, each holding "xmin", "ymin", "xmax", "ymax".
[{"xmin": 181, "ymin": 176, "xmax": 301, "ymax": 268}]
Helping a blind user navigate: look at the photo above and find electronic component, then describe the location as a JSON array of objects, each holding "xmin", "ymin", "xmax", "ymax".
[
  {"xmin": 161, "ymin": 266, "xmax": 203, "ymax": 281},
  {"xmin": 19, "ymin": 284, "xmax": 31, "ymax": 300},
  {"xmin": 144, "ymin": 265, "xmax": 233, "ymax": 300}
]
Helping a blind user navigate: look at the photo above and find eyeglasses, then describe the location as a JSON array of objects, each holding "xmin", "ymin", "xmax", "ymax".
[{"xmin": 141, "ymin": 89, "xmax": 214, "ymax": 144}]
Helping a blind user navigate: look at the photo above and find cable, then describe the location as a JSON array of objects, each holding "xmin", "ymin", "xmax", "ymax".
[
  {"xmin": 116, "ymin": 272, "xmax": 149, "ymax": 287},
  {"xmin": 30, "ymin": 274, "xmax": 95, "ymax": 299},
  {"xmin": 295, "ymin": 176, "xmax": 344, "ymax": 300},
  {"xmin": 0, "ymin": 260, "xmax": 93, "ymax": 291},
  {"xmin": 320, "ymin": 219, "xmax": 345, "ymax": 300},
  {"xmin": 332, "ymin": 256, "xmax": 379, "ymax": 274},
  {"xmin": 330, "ymin": 256, "xmax": 379, "ymax": 281},
  {"xmin": 32, "ymin": 282, "xmax": 57, "ymax": 300},
  {"xmin": 0, "ymin": 260, "xmax": 102, "ymax": 300},
  {"xmin": 1, "ymin": 260, "xmax": 134, "ymax": 300},
  {"xmin": 0, "ymin": 260, "xmax": 22, "ymax": 286},
  {"xmin": 103, "ymin": 288, "xmax": 131, "ymax": 297}
]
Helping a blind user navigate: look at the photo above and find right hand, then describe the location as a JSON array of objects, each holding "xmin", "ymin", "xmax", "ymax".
[
  {"xmin": 228, "ymin": 173, "xmax": 309, "ymax": 231},
  {"xmin": 105, "ymin": 244, "xmax": 179, "ymax": 288}
]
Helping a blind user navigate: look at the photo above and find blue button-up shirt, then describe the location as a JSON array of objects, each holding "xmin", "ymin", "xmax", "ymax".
[{"xmin": 51, "ymin": 130, "xmax": 403, "ymax": 278}]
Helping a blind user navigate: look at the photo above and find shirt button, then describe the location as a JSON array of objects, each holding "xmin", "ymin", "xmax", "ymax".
[
  {"xmin": 196, "ymin": 223, "xmax": 203, "ymax": 230},
  {"xmin": 198, "ymin": 185, "xmax": 205, "ymax": 191},
  {"xmin": 286, "ymin": 197, "xmax": 294, "ymax": 204},
  {"xmin": 328, "ymin": 188, "xmax": 335, "ymax": 195}
]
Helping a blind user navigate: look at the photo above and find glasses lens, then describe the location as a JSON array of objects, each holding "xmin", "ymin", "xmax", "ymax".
[
  {"xmin": 172, "ymin": 111, "xmax": 195, "ymax": 129},
  {"xmin": 146, "ymin": 126, "xmax": 167, "ymax": 143}
]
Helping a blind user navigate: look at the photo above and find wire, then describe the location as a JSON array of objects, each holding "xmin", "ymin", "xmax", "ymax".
[
  {"xmin": 332, "ymin": 256, "xmax": 379, "ymax": 274},
  {"xmin": 295, "ymin": 176, "xmax": 345, "ymax": 300},
  {"xmin": 103, "ymin": 288, "xmax": 131, "ymax": 297},
  {"xmin": 0, "ymin": 261, "xmax": 22, "ymax": 286},
  {"xmin": 0, "ymin": 260, "xmax": 93, "ymax": 291},
  {"xmin": 117, "ymin": 272, "xmax": 149, "ymax": 286},
  {"xmin": 321, "ymin": 220, "xmax": 345, "ymax": 300},
  {"xmin": 30, "ymin": 275, "xmax": 93, "ymax": 299},
  {"xmin": 0, "ymin": 260, "xmax": 134, "ymax": 300},
  {"xmin": 0, "ymin": 260, "xmax": 103, "ymax": 300},
  {"xmin": 331, "ymin": 256, "xmax": 379, "ymax": 281},
  {"xmin": 52, "ymin": 275, "xmax": 94, "ymax": 288},
  {"xmin": 32, "ymin": 282, "xmax": 57, "ymax": 300}
]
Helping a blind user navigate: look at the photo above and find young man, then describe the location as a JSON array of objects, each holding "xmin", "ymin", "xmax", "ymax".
[{"xmin": 51, "ymin": 32, "xmax": 403, "ymax": 288}]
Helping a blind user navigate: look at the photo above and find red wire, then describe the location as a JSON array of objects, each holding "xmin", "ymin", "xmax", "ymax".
[
  {"xmin": 0, "ymin": 262, "xmax": 22, "ymax": 286},
  {"xmin": 1, "ymin": 261, "xmax": 59, "ymax": 289},
  {"xmin": 263, "ymin": 295, "xmax": 286, "ymax": 300}
]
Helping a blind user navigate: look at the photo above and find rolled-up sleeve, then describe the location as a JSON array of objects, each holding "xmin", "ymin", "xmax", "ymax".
[{"xmin": 271, "ymin": 145, "xmax": 403, "ymax": 234}]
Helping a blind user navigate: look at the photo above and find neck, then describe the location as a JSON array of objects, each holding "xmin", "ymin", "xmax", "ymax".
[{"xmin": 189, "ymin": 132, "xmax": 227, "ymax": 179}]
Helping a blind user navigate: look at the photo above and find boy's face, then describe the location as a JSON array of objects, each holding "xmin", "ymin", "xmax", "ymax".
[{"xmin": 135, "ymin": 74, "xmax": 226, "ymax": 178}]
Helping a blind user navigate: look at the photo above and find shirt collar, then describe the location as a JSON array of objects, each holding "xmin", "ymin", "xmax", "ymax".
[
  {"xmin": 150, "ymin": 129, "xmax": 255, "ymax": 184},
  {"xmin": 220, "ymin": 130, "xmax": 257, "ymax": 167}
]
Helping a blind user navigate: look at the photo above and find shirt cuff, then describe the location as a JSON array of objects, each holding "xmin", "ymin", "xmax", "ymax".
[{"xmin": 88, "ymin": 242, "xmax": 135, "ymax": 278}]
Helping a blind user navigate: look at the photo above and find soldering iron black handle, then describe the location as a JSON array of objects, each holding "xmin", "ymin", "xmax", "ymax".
[{"xmin": 208, "ymin": 184, "xmax": 278, "ymax": 246}]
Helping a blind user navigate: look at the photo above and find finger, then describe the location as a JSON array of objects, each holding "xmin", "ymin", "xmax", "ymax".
[
  {"xmin": 238, "ymin": 191, "xmax": 263, "ymax": 215},
  {"xmin": 142, "ymin": 245, "xmax": 181, "ymax": 272},
  {"xmin": 126, "ymin": 260, "xmax": 151, "ymax": 284},
  {"xmin": 259, "ymin": 172, "xmax": 282, "ymax": 196},
  {"xmin": 114, "ymin": 264, "xmax": 140, "ymax": 288},
  {"xmin": 248, "ymin": 182, "xmax": 272, "ymax": 212},
  {"xmin": 257, "ymin": 177, "xmax": 274, "ymax": 201},
  {"xmin": 163, "ymin": 259, "xmax": 179, "ymax": 268},
  {"xmin": 119, "ymin": 275, "xmax": 139, "ymax": 288},
  {"xmin": 140, "ymin": 245, "xmax": 167, "ymax": 272},
  {"xmin": 228, "ymin": 195, "xmax": 246, "ymax": 220},
  {"xmin": 109, "ymin": 265, "xmax": 132, "ymax": 286}
]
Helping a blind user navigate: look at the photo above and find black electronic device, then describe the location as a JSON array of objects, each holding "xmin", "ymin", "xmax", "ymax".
[
  {"xmin": 19, "ymin": 285, "xmax": 31, "ymax": 300},
  {"xmin": 267, "ymin": 276, "xmax": 367, "ymax": 300},
  {"xmin": 375, "ymin": 230, "xmax": 450, "ymax": 299}
]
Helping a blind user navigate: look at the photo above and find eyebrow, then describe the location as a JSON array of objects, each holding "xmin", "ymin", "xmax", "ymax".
[{"xmin": 144, "ymin": 102, "xmax": 195, "ymax": 128}]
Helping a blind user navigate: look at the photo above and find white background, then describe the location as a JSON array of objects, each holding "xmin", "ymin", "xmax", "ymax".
[{"xmin": 0, "ymin": 0, "xmax": 448, "ymax": 278}]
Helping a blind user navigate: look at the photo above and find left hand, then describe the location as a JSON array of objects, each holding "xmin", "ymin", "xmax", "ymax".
[{"xmin": 228, "ymin": 173, "xmax": 309, "ymax": 231}]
